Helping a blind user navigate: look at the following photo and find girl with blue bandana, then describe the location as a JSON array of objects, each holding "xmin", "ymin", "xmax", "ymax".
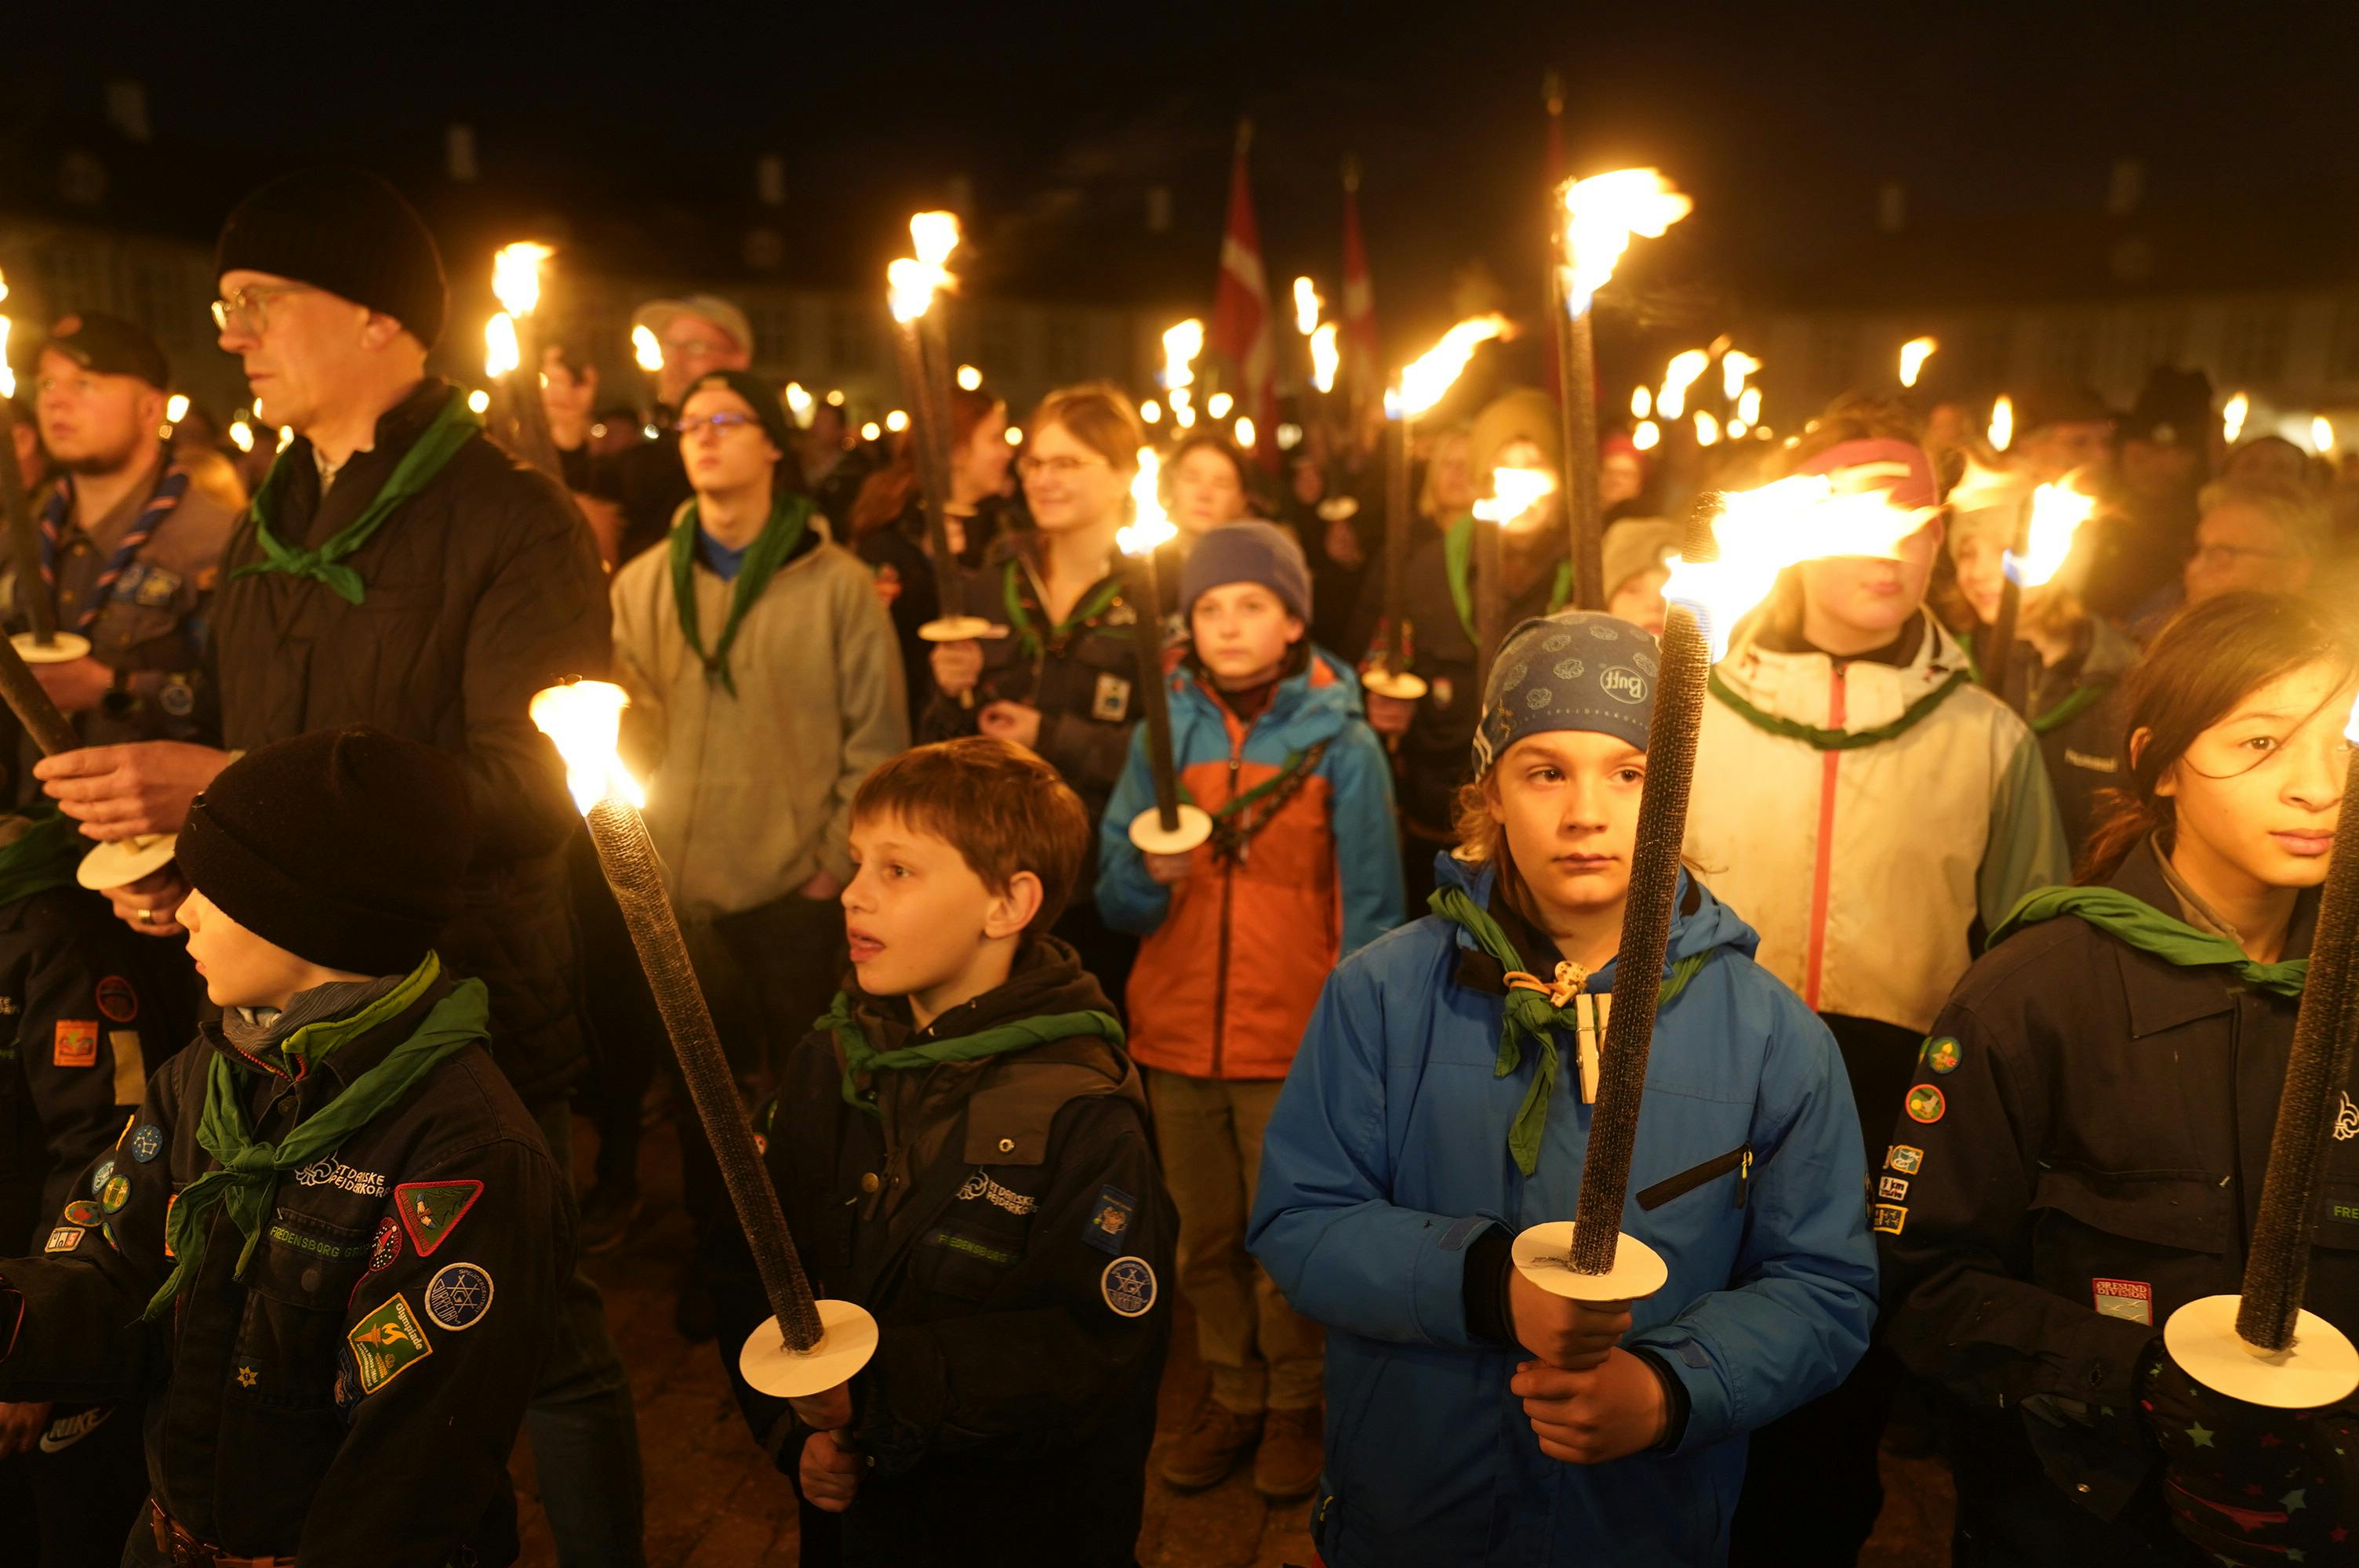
[{"xmin": 1249, "ymin": 610, "xmax": 1877, "ymax": 1567}]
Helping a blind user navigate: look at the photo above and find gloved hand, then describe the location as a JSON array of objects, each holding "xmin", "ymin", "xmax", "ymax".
[{"xmin": 2140, "ymin": 1341, "xmax": 2359, "ymax": 1566}]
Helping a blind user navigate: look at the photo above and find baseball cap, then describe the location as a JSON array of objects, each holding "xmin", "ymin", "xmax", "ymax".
[
  {"xmin": 631, "ymin": 294, "xmax": 755, "ymax": 359},
  {"xmin": 38, "ymin": 313, "xmax": 169, "ymax": 390}
]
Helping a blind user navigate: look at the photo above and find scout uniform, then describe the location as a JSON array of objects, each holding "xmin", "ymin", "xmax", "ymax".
[
  {"xmin": 0, "ymin": 807, "xmax": 183, "ymax": 1566},
  {"xmin": 1880, "ymin": 839, "xmax": 2359, "ymax": 1564},
  {"xmin": 713, "ymin": 935, "xmax": 1176, "ymax": 1567}
]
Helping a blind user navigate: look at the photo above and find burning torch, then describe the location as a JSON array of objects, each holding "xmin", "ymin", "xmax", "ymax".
[
  {"xmin": 889, "ymin": 212, "xmax": 998, "ymax": 654},
  {"xmin": 1118, "ymin": 449, "xmax": 1212, "ymax": 858},
  {"xmin": 488, "ymin": 243, "xmax": 562, "ymax": 481}
]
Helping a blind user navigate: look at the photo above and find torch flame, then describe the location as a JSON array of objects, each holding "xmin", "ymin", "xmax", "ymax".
[
  {"xmin": 2314, "ymin": 416, "xmax": 2335, "ymax": 455},
  {"xmin": 1658, "ymin": 349, "xmax": 1709, "ymax": 420},
  {"xmin": 1736, "ymin": 386, "xmax": 1763, "ymax": 426},
  {"xmin": 957, "ymin": 364, "xmax": 983, "ymax": 391},
  {"xmin": 1118, "ymin": 448, "xmax": 1176, "ymax": 557},
  {"xmin": 1632, "ymin": 419, "xmax": 1660, "ymax": 451},
  {"xmin": 911, "ymin": 211, "xmax": 961, "ymax": 268},
  {"xmin": 1400, "ymin": 314, "xmax": 1511, "ymax": 419},
  {"xmin": 632, "ymin": 325, "xmax": 663, "ymax": 372},
  {"xmin": 2007, "ymin": 482, "xmax": 2099, "ymax": 591},
  {"xmin": 228, "ymin": 419, "xmax": 254, "ymax": 452},
  {"xmin": 1162, "ymin": 319, "xmax": 1205, "ymax": 390},
  {"xmin": 1721, "ymin": 350, "xmax": 1761, "ymax": 403},
  {"xmin": 531, "ymin": 681, "xmax": 646, "ymax": 815},
  {"xmin": 485, "ymin": 313, "xmax": 520, "ymax": 379},
  {"xmin": 1292, "ymin": 277, "xmax": 1321, "ymax": 337},
  {"xmin": 1473, "ymin": 466, "xmax": 1556, "ymax": 527},
  {"xmin": 491, "ymin": 243, "xmax": 553, "ymax": 319},
  {"xmin": 1310, "ymin": 323, "xmax": 1339, "ymax": 394},
  {"xmin": 0, "ymin": 317, "xmax": 12, "ymax": 399},
  {"xmin": 1558, "ymin": 168, "xmax": 1692, "ymax": 316},
  {"xmin": 1898, "ymin": 336, "xmax": 1937, "ymax": 388},
  {"xmin": 1694, "ymin": 409, "xmax": 1720, "ymax": 447},
  {"xmin": 887, "ymin": 258, "xmax": 948, "ymax": 325},
  {"xmin": 1989, "ymin": 394, "xmax": 2014, "ymax": 452},
  {"xmin": 165, "ymin": 393, "xmax": 190, "ymax": 424},
  {"xmin": 1207, "ymin": 391, "xmax": 1234, "ymax": 420},
  {"xmin": 1631, "ymin": 385, "xmax": 1652, "ymax": 419},
  {"xmin": 1234, "ymin": 416, "xmax": 1256, "ymax": 448},
  {"xmin": 2223, "ymin": 391, "xmax": 2249, "ymax": 445},
  {"xmin": 1664, "ymin": 474, "xmax": 1939, "ymax": 661},
  {"xmin": 784, "ymin": 382, "xmax": 816, "ymax": 428}
]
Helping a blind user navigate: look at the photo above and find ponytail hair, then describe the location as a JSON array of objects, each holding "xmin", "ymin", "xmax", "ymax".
[{"xmin": 2077, "ymin": 592, "xmax": 2357, "ymax": 881}]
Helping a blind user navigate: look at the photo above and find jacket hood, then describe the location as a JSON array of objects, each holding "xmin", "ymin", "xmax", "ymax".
[
  {"xmin": 1716, "ymin": 609, "xmax": 1973, "ymax": 730},
  {"xmin": 1430, "ymin": 850, "xmax": 1761, "ymax": 983},
  {"xmin": 1167, "ymin": 646, "xmax": 1365, "ymax": 757}
]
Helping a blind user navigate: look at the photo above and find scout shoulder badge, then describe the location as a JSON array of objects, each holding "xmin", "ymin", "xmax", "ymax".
[{"xmin": 394, "ymin": 1179, "xmax": 482, "ymax": 1258}]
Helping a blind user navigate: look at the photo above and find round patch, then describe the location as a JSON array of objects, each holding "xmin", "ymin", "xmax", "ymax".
[
  {"xmin": 96, "ymin": 976, "xmax": 138, "ymax": 1024},
  {"xmin": 158, "ymin": 677, "xmax": 195, "ymax": 718},
  {"xmin": 100, "ymin": 1174, "xmax": 131, "ymax": 1214},
  {"xmin": 90, "ymin": 1159, "xmax": 116, "ymax": 1196},
  {"xmin": 63, "ymin": 1200, "xmax": 101, "ymax": 1226},
  {"xmin": 1905, "ymin": 1085, "xmax": 1947, "ymax": 1124},
  {"xmin": 367, "ymin": 1217, "xmax": 402, "ymax": 1272},
  {"xmin": 424, "ymin": 1261, "xmax": 496, "ymax": 1331},
  {"xmin": 131, "ymin": 1124, "xmax": 163, "ymax": 1163},
  {"xmin": 1101, "ymin": 1256, "xmax": 1158, "ymax": 1318},
  {"xmin": 1924, "ymin": 1037, "xmax": 1961, "ymax": 1076}
]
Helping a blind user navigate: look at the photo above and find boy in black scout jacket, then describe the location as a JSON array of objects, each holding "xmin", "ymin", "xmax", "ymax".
[
  {"xmin": 0, "ymin": 775, "xmax": 184, "ymax": 1564},
  {"xmin": 0, "ymin": 726, "xmax": 572, "ymax": 1567},
  {"xmin": 714, "ymin": 735, "xmax": 1176, "ymax": 1568}
]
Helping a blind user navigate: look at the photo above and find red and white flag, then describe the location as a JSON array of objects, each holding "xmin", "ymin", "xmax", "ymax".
[
  {"xmin": 1340, "ymin": 158, "xmax": 1378, "ymax": 419},
  {"xmin": 1208, "ymin": 122, "xmax": 1279, "ymax": 466}
]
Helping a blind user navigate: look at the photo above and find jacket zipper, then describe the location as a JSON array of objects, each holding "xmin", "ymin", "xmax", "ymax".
[
  {"xmin": 1210, "ymin": 739, "xmax": 1242, "ymax": 1076},
  {"xmin": 1635, "ymin": 1143, "xmax": 1754, "ymax": 1210},
  {"xmin": 1803, "ymin": 662, "xmax": 1848, "ymax": 1009}
]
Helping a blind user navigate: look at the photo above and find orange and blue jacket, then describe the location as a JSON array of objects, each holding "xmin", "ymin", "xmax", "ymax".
[{"xmin": 1096, "ymin": 648, "xmax": 1405, "ymax": 1080}]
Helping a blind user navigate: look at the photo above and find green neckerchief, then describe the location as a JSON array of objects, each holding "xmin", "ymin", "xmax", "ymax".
[
  {"xmin": 667, "ymin": 492, "xmax": 813, "ymax": 697},
  {"xmin": 0, "ymin": 809, "xmax": 85, "ymax": 906},
  {"xmin": 1002, "ymin": 558, "xmax": 1128, "ymax": 660},
  {"xmin": 1961, "ymin": 632, "xmax": 2113, "ymax": 736},
  {"xmin": 822, "ymin": 991, "xmax": 1127, "ymax": 1118},
  {"xmin": 1708, "ymin": 666, "xmax": 1969, "ymax": 751},
  {"xmin": 1990, "ymin": 885, "xmax": 2307, "ymax": 998},
  {"xmin": 147, "ymin": 955, "xmax": 488, "ymax": 1319},
  {"xmin": 1180, "ymin": 741, "xmax": 1331, "ymax": 860},
  {"xmin": 231, "ymin": 390, "xmax": 483, "ymax": 606},
  {"xmin": 1430, "ymin": 884, "xmax": 1712, "ymax": 1176},
  {"xmin": 1443, "ymin": 514, "xmax": 1572, "ymax": 648}
]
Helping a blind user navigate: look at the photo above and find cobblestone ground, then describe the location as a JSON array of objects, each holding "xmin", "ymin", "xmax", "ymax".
[{"xmin": 512, "ymin": 1111, "xmax": 1948, "ymax": 1566}]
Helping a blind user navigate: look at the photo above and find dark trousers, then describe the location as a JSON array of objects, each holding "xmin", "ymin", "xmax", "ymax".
[{"xmin": 1728, "ymin": 1013, "xmax": 1921, "ymax": 1566}]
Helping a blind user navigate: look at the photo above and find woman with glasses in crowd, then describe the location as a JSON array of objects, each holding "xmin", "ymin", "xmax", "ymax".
[{"xmin": 923, "ymin": 381, "xmax": 1155, "ymax": 1009}]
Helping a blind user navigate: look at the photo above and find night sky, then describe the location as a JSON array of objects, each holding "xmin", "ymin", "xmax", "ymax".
[{"xmin": 11, "ymin": 2, "xmax": 2358, "ymax": 358}]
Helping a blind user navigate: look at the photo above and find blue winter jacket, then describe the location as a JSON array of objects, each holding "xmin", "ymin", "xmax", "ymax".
[{"xmin": 1247, "ymin": 853, "xmax": 1877, "ymax": 1567}]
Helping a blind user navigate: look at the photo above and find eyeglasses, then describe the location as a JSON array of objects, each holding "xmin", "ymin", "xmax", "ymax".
[
  {"xmin": 676, "ymin": 411, "xmax": 763, "ymax": 439},
  {"xmin": 1018, "ymin": 454, "xmax": 1110, "ymax": 481},
  {"xmin": 210, "ymin": 283, "xmax": 314, "ymax": 336}
]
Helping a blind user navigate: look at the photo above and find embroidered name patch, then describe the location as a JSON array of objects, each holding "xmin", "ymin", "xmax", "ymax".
[
  {"xmin": 53, "ymin": 1020, "xmax": 98, "ymax": 1068},
  {"xmin": 424, "ymin": 1262, "xmax": 495, "ymax": 1331},
  {"xmin": 1871, "ymin": 1204, "xmax": 1908, "ymax": 1236},
  {"xmin": 296, "ymin": 1153, "xmax": 389, "ymax": 1197},
  {"xmin": 44, "ymin": 1225, "xmax": 82, "ymax": 1253},
  {"xmin": 2093, "ymin": 1278, "xmax": 2153, "ymax": 1326},
  {"xmin": 1885, "ymin": 1145, "xmax": 1925, "ymax": 1176},
  {"xmin": 1877, "ymin": 1176, "xmax": 1910, "ymax": 1202},
  {"xmin": 957, "ymin": 1172, "xmax": 1039, "ymax": 1216},
  {"xmin": 1101, "ymin": 1255, "xmax": 1158, "ymax": 1317},
  {"xmin": 1084, "ymin": 1185, "xmax": 1135, "ymax": 1256},
  {"xmin": 347, "ymin": 1293, "xmax": 434, "ymax": 1394},
  {"xmin": 394, "ymin": 1179, "xmax": 483, "ymax": 1258}
]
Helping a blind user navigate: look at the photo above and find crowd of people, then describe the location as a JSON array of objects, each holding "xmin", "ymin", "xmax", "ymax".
[{"xmin": 0, "ymin": 164, "xmax": 2352, "ymax": 1568}]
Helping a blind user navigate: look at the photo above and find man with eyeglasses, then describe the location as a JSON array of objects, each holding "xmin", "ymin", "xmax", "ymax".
[
  {"xmin": 10, "ymin": 314, "xmax": 238, "ymax": 762},
  {"xmin": 546, "ymin": 294, "xmax": 755, "ymax": 568},
  {"xmin": 2181, "ymin": 476, "xmax": 2326, "ymax": 607},
  {"xmin": 25, "ymin": 167, "xmax": 648, "ymax": 1568}
]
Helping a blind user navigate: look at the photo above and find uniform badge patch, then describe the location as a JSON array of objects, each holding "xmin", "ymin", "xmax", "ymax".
[
  {"xmin": 958, "ymin": 1172, "xmax": 1039, "ymax": 1216},
  {"xmin": 96, "ymin": 976, "xmax": 139, "ymax": 1024},
  {"xmin": 44, "ymin": 1225, "xmax": 82, "ymax": 1253},
  {"xmin": 131, "ymin": 1124, "xmax": 163, "ymax": 1163},
  {"xmin": 424, "ymin": 1262, "xmax": 495, "ymax": 1331},
  {"xmin": 1100, "ymin": 1255, "xmax": 1158, "ymax": 1318},
  {"xmin": 91, "ymin": 1159, "xmax": 116, "ymax": 1195},
  {"xmin": 62, "ymin": 1200, "xmax": 102, "ymax": 1227},
  {"xmin": 2092, "ymin": 1278, "xmax": 2153, "ymax": 1326},
  {"xmin": 234, "ymin": 1358, "xmax": 260, "ymax": 1389},
  {"xmin": 158, "ymin": 676, "xmax": 195, "ymax": 718},
  {"xmin": 163, "ymin": 1193, "xmax": 176, "ymax": 1258},
  {"xmin": 1877, "ymin": 1175, "xmax": 1910, "ymax": 1202},
  {"xmin": 1904, "ymin": 1086, "xmax": 1946, "ymax": 1124},
  {"xmin": 2336, "ymin": 1091, "xmax": 2357, "ymax": 1142},
  {"xmin": 1922, "ymin": 1037, "xmax": 1960, "ymax": 1075},
  {"xmin": 1871, "ymin": 1204, "xmax": 1908, "ymax": 1236},
  {"xmin": 133, "ymin": 568, "xmax": 180, "ymax": 608},
  {"xmin": 347, "ymin": 1293, "xmax": 434, "ymax": 1394},
  {"xmin": 100, "ymin": 1174, "xmax": 131, "ymax": 1214},
  {"xmin": 1091, "ymin": 671, "xmax": 1133, "ymax": 722},
  {"xmin": 1885, "ymin": 1145, "xmax": 1925, "ymax": 1176},
  {"xmin": 395, "ymin": 1179, "xmax": 483, "ymax": 1258},
  {"xmin": 53, "ymin": 1019, "xmax": 99, "ymax": 1068},
  {"xmin": 1084, "ymin": 1185, "xmax": 1135, "ymax": 1256}
]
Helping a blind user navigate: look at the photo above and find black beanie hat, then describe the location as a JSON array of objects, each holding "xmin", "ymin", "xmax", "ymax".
[
  {"xmin": 215, "ymin": 169, "xmax": 449, "ymax": 349},
  {"xmin": 681, "ymin": 369, "xmax": 797, "ymax": 458},
  {"xmin": 177, "ymin": 727, "xmax": 474, "ymax": 976}
]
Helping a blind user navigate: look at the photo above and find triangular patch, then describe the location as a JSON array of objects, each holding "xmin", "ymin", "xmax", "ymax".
[{"xmin": 393, "ymin": 1180, "xmax": 482, "ymax": 1258}]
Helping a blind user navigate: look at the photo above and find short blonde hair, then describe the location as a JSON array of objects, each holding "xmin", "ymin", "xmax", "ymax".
[{"xmin": 1030, "ymin": 382, "xmax": 1145, "ymax": 474}]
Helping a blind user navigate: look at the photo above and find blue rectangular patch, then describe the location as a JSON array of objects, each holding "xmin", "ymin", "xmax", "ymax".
[{"xmin": 1084, "ymin": 1185, "xmax": 1135, "ymax": 1256}]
